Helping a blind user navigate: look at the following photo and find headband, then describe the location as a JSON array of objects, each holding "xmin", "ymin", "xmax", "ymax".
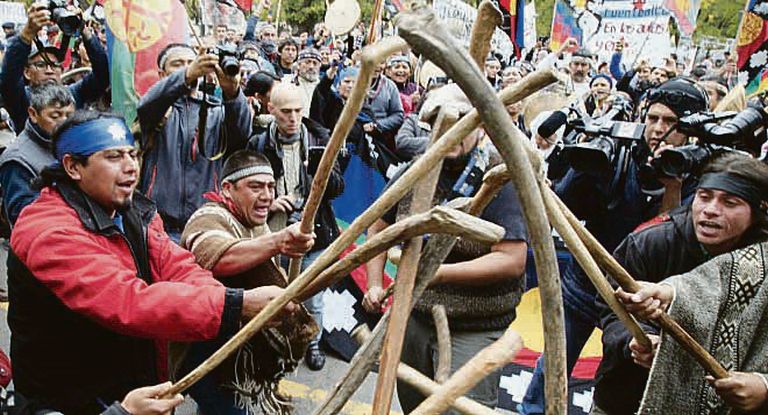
[
  {"xmin": 56, "ymin": 118, "xmax": 135, "ymax": 162},
  {"xmin": 222, "ymin": 165, "xmax": 274, "ymax": 184},
  {"xmin": 158, "ymin": 45, "xmax": 195, "ymax": 70},
  {"xmin": 698, "ymin": 172, "xmax": 764, "ymax": 210}
]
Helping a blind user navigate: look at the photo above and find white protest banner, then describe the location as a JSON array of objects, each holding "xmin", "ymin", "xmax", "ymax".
[
  {"xmin": 574, "ymin": 0, "xmax": 673, "ymax": 66},
  {"xmin": 0, "ymin": 1, "xmax": 27, "ymax": 27},
  {"xmin": 524, "ymin": 0, "xmax": 537, "ymax": 50},
  {"xmin": 432, "ymin": 0, "xmax": 515, "ymax": 61}
]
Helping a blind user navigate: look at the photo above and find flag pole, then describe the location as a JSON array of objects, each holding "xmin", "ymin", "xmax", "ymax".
[
  {"xmin": 275, "ymin": 0, "xmax": 284, "ymax": 32},
  {"xmin": 367, "ymin": 0, "xmax": 385, "ymax": 44}
]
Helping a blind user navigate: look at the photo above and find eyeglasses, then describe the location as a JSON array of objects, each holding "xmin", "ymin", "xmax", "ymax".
[{"xmin": 28, "ymin": 60, "xmax": 63, "ymax": 70}]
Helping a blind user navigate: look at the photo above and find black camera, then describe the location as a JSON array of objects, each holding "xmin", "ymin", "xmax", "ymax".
[
  {"xmin": 214, "ymin": 44, "xmax": 241, "ymax": 77},
  {"xmin": 559, "ymin": 96, "xmax": 645, "ymax": 173},
  {"xmin": 48, "ymin": 0, "xmax": 82, "ymax": 37}
]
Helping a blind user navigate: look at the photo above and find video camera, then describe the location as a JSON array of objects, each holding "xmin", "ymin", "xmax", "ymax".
[
  {"xmin": 646, "ymin": 107, "xmax": 767, "ymax": 179},
  {"xmin": 47, "ymin": 0, "xmax": 82, "ymax": 37},
  {"xmin": 555, "ymin": 95, "xmax": 646, "ymax": 173}
]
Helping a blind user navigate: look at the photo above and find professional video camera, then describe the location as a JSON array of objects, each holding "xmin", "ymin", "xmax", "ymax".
[
  {"xmin": 214, "ymin": 44, "xmax": 241, "ymax": 77},
  {"xmin": 47, "ymin": 0, "xmax": 83, "ymax": 37},
  {"xmin": 556, "ymin": 95, "xmax": 646, "ymax": 173},
  {"xmin": 646, "ymin": 107, "xmax": 767, "ymax": 178}
]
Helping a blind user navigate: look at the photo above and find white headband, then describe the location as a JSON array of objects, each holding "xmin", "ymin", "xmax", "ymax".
[{"xmin": 222, "ymin": 165, "xmax": 274, "ymax": 184}]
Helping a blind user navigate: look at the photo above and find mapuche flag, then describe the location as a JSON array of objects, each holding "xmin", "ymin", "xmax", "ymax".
[
  {"xmin": 103, "ymin": 0, "xmax": 189, "ymax": 125},
  {"xmin": 549, "ymin": 0, "xmax": 582, "ymax": 52},
  {"xmin": 495, "ymin": 0, "xmax": 525, "ymax": 58},
  {"xmin": 737, "ymin": 0, "xmax": 768, "ymax": 97}
]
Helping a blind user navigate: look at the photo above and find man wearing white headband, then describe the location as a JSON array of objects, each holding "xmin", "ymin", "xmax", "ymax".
[
  {"xmin": 180, "ymin": 149, "xmax": 316, "ymax": 415},
  {"xmin": 8, "ymin": 111, "xmax": 296, "ymax": 414}
]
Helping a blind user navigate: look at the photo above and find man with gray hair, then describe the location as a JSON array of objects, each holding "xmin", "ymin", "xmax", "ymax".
[
  {"xmin": 292, "ymin": 48, "xmax": 323, "ymax": 118},
  {"xmin": 0, "ymin": 84, "xmax": 74, "ymax": 226}
]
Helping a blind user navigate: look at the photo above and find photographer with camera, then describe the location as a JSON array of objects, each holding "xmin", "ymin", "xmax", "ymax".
[
  {"xmin": 597, "ymin": 152, "xmax": 768, "ymax": 414},
  {"xmin": 247, "ymin": 83, "xmax": 345, "ymax": 371},
  {"xmin": 519, "ymin": 77, "xmax": 710, "ymax": 415},
  {"xmin": 136, "ymin": 43, "xmax": 251, "ymax": 242},
  {"xmin": 0, "ymin": 0, "xmax": 109, "ymax": 134}
]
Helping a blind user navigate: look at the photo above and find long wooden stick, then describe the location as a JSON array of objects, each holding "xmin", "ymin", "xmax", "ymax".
[
  {"xmin": 397, "ymin": 7, "xmax": 568, "ymax": 413},
  {"xmin": 468, "ymin": 0, "xmax": 502, "ymax": 69},
  {"xmin": 411, "ymin": 327, "xmax": 524, "ymax": 415},
  {"xmin": 550, "ymin": 192, "xmax": 729, "ymax": 379},
  {"xmin": 311, "ymin": 166, "xmax": 532, "ymax": 415},
  {"xmin": 312, "ymin": 233, "xmax": 458, "ymax": 415},
  {"xmin": 298, "ymin": 206, "xmax": 505, "ymax": 301},
  {"xmin": 366, "ymin": 0, "xmax": 385, "ymax": 45},
  {"xmin": 351, "ymin": 325, "xmax": 498, "ymax": 415},
  {"xmin": 371, "ymin": 109, "xmax": 457, "ymax": 415},
  {"xmin": 165, "ymin": 69, "xmax": 556, "ymax": 399},
  {"xmin": 287, "ymin": 36, "xmax": 409, "ymax": 282},
  {"xmin": 431, "ymin": 305, "xmax": 452, "ymax": 384}
]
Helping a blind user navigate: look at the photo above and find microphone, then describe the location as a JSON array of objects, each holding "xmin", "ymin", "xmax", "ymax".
[{"xmin": 537, "ymin": 111, "xmax": 568, "ymax": 138}]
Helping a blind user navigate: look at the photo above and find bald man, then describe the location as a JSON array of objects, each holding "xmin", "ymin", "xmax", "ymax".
[{"xmin": 246, "ymin": 83, "xmax": 346, "ymax": 370}]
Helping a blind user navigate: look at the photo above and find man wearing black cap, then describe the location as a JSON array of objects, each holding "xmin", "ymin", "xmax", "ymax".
[
  {"xmin": 520, "ymin": 77, "xmax": 710, "ymax": 415},
  {"xmin": 245, "ymin": 70, "xmax": 280, "ymax": 136},
  {"xmin": 1, "ymin": 22, "xmax": 14, "ymax": 39},
  {"xmin": 594, "ymin": 152, "xmax": 768, "ymax": 414},
  {"xmin": 0, "ymin": 1, "xmax": 109, "ymax": 134}
]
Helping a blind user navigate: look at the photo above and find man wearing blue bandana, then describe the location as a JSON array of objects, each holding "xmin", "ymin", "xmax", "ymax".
[
  {"xmin": 137, "ymin": 42, "xmax": 252, "ymax": 242},
  {"xmin": 7, "ymin": 111, "xmax": 298, "ymax": 414},
  {"xmin": 362, "ymin": 85, "xmax": 528, "ymax": 413},
  {"xmin": 593, "ymin": 152, "xmax": 768, "ymax": 414}
]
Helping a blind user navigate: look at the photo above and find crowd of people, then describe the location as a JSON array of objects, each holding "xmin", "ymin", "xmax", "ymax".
[{"xmin": 0, "ymin": 1, "xmax": 768, "ymax": 414}]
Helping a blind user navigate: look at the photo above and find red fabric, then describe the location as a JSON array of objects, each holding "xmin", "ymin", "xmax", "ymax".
[
  {"xmin": 11, "ymin": 188, "xmax": 230, "ymax": 379},
  {"xmin": 203, "ymin": 191, "xmax": 245, "ymax": 224},
  {"xmin": 133, "ymin": 1, "xmax": 189, "ymax": 95},
  {"xmin": 513, "ymin": 347, "xmax": 600, "ymax": 379},
  {"xmin": 633, "ymin": 213, "xmax": 671, "ymax": 233},
  {"xmin": 0, "ymin": 349, "xmax": 10, "ymax": 388}
]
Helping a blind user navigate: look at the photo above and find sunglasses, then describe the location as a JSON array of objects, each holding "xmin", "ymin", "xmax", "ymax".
[{"xmin": 28, "ymin": 60, "xmax": 63, "ymax": 70}]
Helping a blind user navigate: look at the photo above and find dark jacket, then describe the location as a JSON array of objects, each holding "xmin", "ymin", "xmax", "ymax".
[
  {"xmin": 247, "ymin": 117, "xmax": 345, "ymax": 250},
  {"xmin": 593, "ymin": 208, "xmax": 768, "ymax": 414},
  {"xmin": 0, "ymin": 121, "xmax": 55, "ymax": 226},
  {"xmin": 0, "ymin": 34, "xmax": 109, "ymax": 134},
  {"xmin": 9, "ymin": 182, "xmax": 241, "ymax": 415},
  {"xmin": 137, "ymin": 69, "xmax": 252, "ymax": 233},
  {"xmin": 309, "ymin": 74, "xmax": 344, "ymax": 131},
  {"xmin": 593, "ymin": 209, "xmax": 706, "ymax": 414}
]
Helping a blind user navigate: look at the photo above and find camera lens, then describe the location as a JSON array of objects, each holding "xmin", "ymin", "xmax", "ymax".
[{"xmin": 221, "ymin": 56, "xmax": 240, "ymax": 77}]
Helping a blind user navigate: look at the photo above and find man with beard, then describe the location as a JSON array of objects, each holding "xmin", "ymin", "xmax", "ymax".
[
  {"xmin": 363, "ymin": 85, "xmax": 528, "ymax": 413},
  {"xmin": 0, "ymin": 84, "xmax": 74, "ymax": 226},
  {"xmin": 8, "ymin": 111, "xmax": 297, "ymax": 414},
  {"xmin": 1, "ymin": 1, "xmax": 109, "ymax": 133},
  {"xmin": 257, "ymin": 23, "xmax": 279, "ymax": 65},
  {"xmin": 292, "ymin": 48, "xmax": 322, "ymax": 118},
  {"xmin": 180, "ymin": 150, "xmax": 318, "ymax": 415}
]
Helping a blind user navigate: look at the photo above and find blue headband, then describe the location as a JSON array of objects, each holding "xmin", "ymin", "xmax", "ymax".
[{"xmin": 56, "ymin": 117, "xmax": 135, "ymax": 162}]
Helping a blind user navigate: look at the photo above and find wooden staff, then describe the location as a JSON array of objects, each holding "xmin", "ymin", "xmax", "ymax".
[
  {"xmin": 165, "ymin": 68, "xmax": 556, "ymax": 399},
  {"xmin": 313, "ymin": 233, "xmax": 459, "ymax": 415},
  {"xmin": 371, "ymin": 109, "xmax": 457, "ymax": 415},
  {"xmin": 298, "ymin": 206, "xmax": 505, "ymax": 301},
  {"xmin": 550, "ymin": 192, "xmax": 729, "ymax": 379},
  {"xmin": 396, "ymin": 7, "xmax": 568, "ymax": 413},
  {"xmin": 410, "ymin": 328, "xmax": 524, "ymax": 415},
  {"xmin": 431, "ymin": 305, "xmax": 452, "ymax": 383},
  {"xmin": 286, "ymin": 36, "xmax": 409, "ymax": 282},
  {"xmin": 351, "ymin": 325, "xmax": 498, "ymax": 415},
  {"xmin": 312, "ymin": 168, "xmax": 533, "ymax": 415},
  {"xmin": 468, "ymin": 0, "xmax": 502, "ymax": 69}
]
